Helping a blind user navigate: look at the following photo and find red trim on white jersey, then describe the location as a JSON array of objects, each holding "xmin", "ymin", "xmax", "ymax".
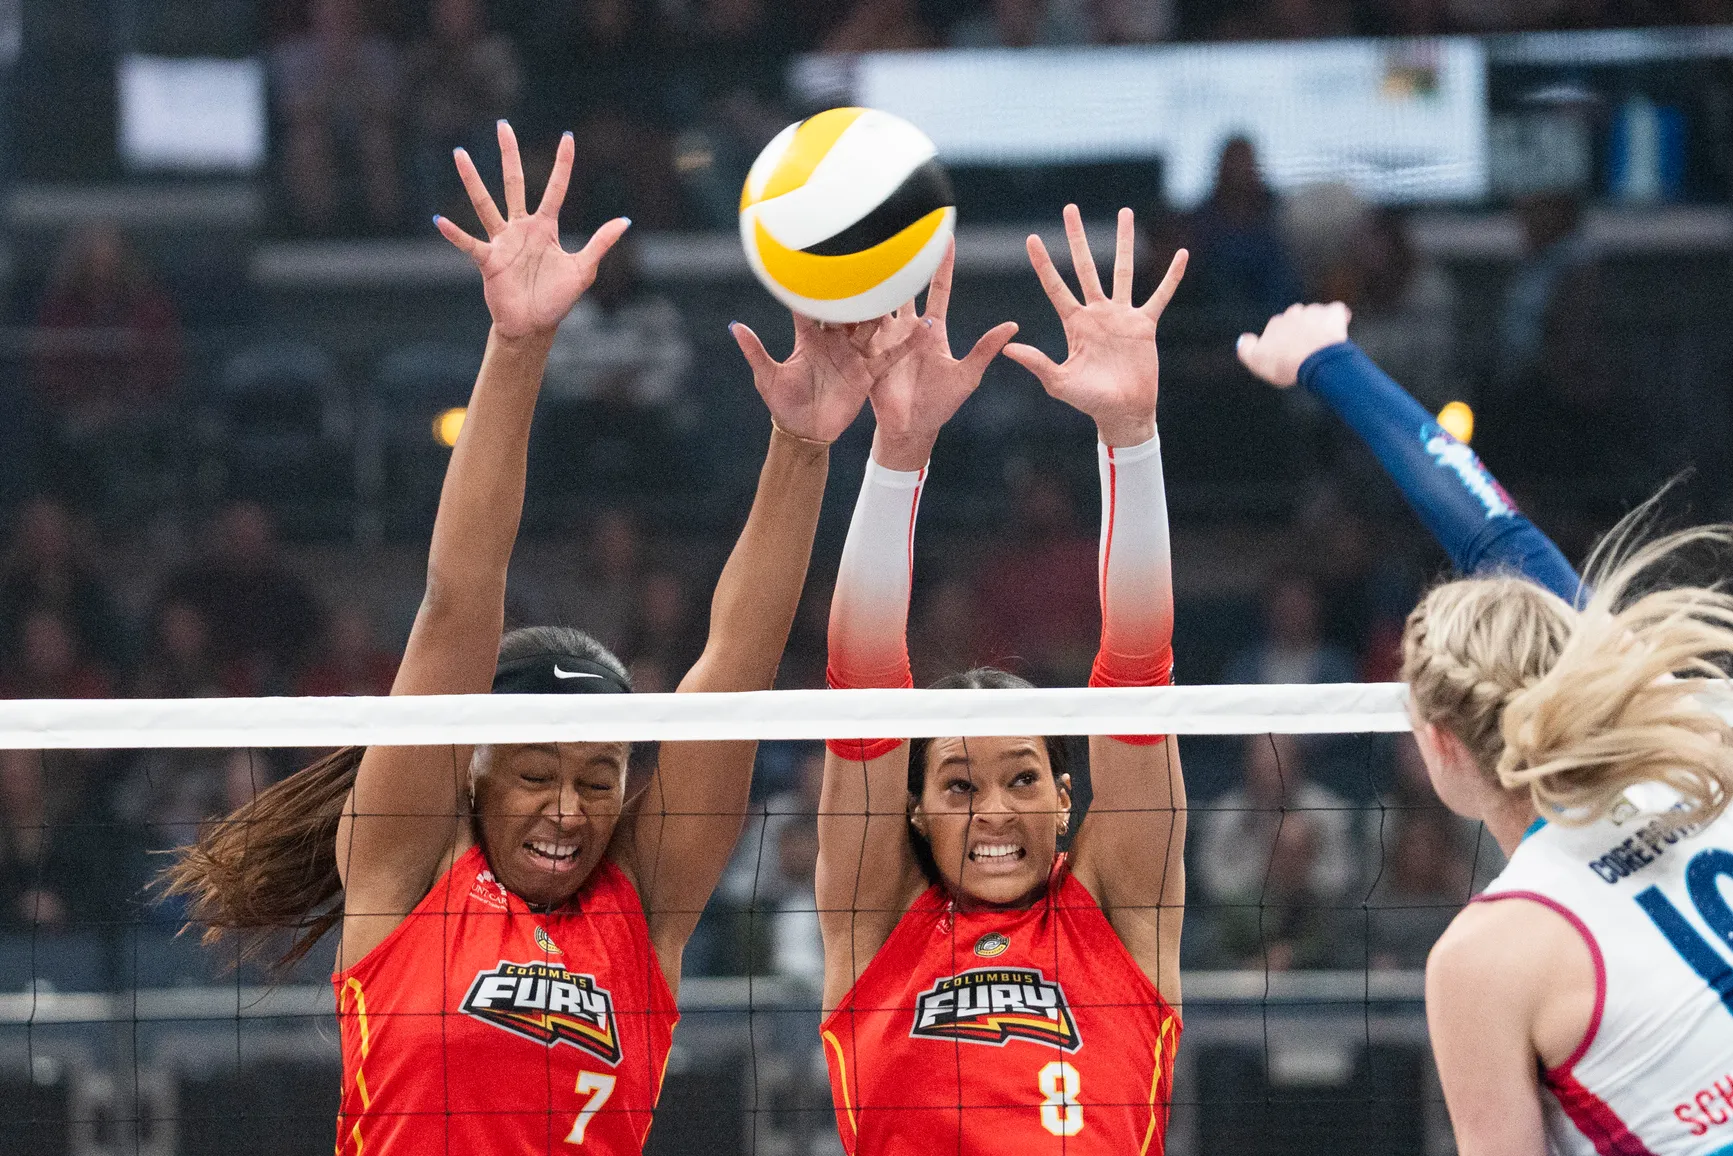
[{"xmin": 1471, "ymin": 889, "xmax": 1606, "ymax": 1073}]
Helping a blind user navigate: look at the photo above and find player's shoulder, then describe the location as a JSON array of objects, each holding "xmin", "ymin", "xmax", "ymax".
[{"xmin": 1425, "ymin": 894, "xmax": 1581, "ymax": 1008}]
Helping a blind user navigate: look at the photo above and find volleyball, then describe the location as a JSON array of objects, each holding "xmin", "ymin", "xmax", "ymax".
[{"xmin": 739, "ymin": 107, "xmax": 956, "ymax": 324}]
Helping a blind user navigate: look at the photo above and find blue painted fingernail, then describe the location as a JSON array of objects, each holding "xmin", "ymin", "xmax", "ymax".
[
  {"xmin": 431, "ymin": 215, "xmax": 441, "ymax": 226},
  {"xmin": 621, "ymin": 217, "xmax": 633, "ymax": 227},
  {"xmin": 728, "ymin": 321, "xmax": 739, "ymax": 330},
  {"xmin": 563, "ymin": 130, "xmax": 573, "ymax": 141},
  {"xmin": 498, "ymin": 118, "xmax": 508, "ymax": 126}
]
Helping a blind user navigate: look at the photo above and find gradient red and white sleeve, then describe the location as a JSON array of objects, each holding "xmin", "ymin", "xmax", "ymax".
[
  {"xmin": 825, "ymin": 456, "xmax": 925, "ymax": 761},
  {"xmin": 1091, "ymin": 431, "xmax": 1175, "ymax": 744}
]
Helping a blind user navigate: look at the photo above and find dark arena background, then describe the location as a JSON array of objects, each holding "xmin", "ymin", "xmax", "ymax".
[{"xmin": 3, "ymin": 2, "xmax": 1733, "ymax": 1154}]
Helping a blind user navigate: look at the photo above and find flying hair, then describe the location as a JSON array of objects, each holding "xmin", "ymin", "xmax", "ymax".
[
  {"xmin": 160, "ymin": 625, "xmax": 629, "ymax": 973},
  {"xmin": 1498, "ymin": 518, "xmax": 1733, "ymax": 829},
  {"xmin": 1402, "ymin": 498, "xmax": 1733, "ymax": 830}
]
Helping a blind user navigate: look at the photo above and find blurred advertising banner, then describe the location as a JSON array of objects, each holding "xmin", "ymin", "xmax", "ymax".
[{"xmin": 795, "ymin": 39, "xmax": 1488, "ymax": 207}]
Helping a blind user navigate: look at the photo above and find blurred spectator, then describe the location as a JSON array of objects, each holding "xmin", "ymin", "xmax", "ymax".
[
  {"xmin": 1284, "ymin": 187, "xmax": 1455, "ymax": 407},
  {"xmin": 1198, "ymin": 735, "xmax": 1359, "ymax": 968},
  {"xmin": 620, "ymin": 569, "xmax": 703, "ymax": 693},
  {"xmin": 909, "ymin": 574, "xmax": 985, "ymax": 686},
  {"xmin": 777, "ymin": 575, "xmax": 833, "ymax": 691},
  {"xmin": 405, "ymin": 0, "xmax": 521, "ymax": 221},
  {"xmin": 1443, "ymin": 0, "xmax": 1570, "ymax": 30},
  {"xmin": 1291, "ymin": 489, "xmax": 1420, "ymax": 683},
  {"xmin": 948, "ymin": 0, "xmax": 1095, "ymax": 45},
  {"xmin": 1350, "ymin": 0, "xmax": 1446, "ymax": 32},
  {"xmin": 1206, "ymin": 0, "xmax": 1352, "ymax": 37},
  {"xmin": 532, "ymin": 508, "xmax": 647, "ymax": 657},
  {"xmin": 113, "ymin": 748, "xmax": 259, "ymax": 856},
  {"xmin": 132, "ymin": 599, "xmax": 246, "ymax": 698},
  {"xmin": 663, "ymin": 0, "xmax": 796, "ymax": 227},
  {"xmin": 272, "ymin": 0, "xmax": 402, "ymax": 235},
  {"xmin": 1225, "ymin": 568, "xmax": 1356, "ymax": 686},
  {"xmin": 0, "ymin": 748, "xmax": 122, "ymax": 931},
  {"xmin": 0, "ymin": 608, "xmax": 112, "ymax": 699},
  {"xmin": 972, "ymin": 468, "xmax": 1098, "ymax": 685},
  {"xmin": 1179, "ymin": 138, "xmax": 1303, "ymax": 328},
  {"xmin": 712, "ymin": 745, "xmax": 825, "ymax": 976},
  {"xmin": 824, "ymin": 0, "xmax": 939, "ymax": 49},
  {"xmin": 770, "ymin": 813, "xmax": 823, "ymax": 984},
  {"xmin": 1366, "ymin": 807, "xmax": 1470, "ymax": 968},
  {"xmin": 295, "ymin": 606, "xmax": 399, "ymax": 697},
  {"xmin": 553, "ymin": 0, "xmax": 679, "ymax": 229},
  {"xmin": 0, "ymin": 497, "xmax": 129, "ymax": 671},
  {"xmin": 543, "ymin": 237, "xmax": 693, "ymax": 417},
  {"xmin": 29, "ymin": 225, "xmax": 184, "ymax": 427},
  {"xmin": 1484, "ymin": 192, "xmax": 1624, "ymax": 479},
  {"xmin": 158, "ymin": 502, "xmax": 323, "ymax": 691}
]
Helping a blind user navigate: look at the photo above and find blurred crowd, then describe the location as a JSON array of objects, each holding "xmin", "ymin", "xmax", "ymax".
[
  {"xmin": 255, "ymin": 0, "xmax": 1733, "ymax": 235},
  {"xmin": 0, "ymin": 471, "xmax": 1493, "ymax": 981},
  {"xmin": 0, "ymin": 0, "xmax": 1714, "ymax": 991}
]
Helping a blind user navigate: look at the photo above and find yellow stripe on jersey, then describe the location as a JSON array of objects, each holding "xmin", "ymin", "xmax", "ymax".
[
  {"xmin": 339, "ymin": 977, "xmax": 374, "ymax": 1155},
  {"xmin": 1141, "ymin": 1014, "xmax": 1179, "ymax": 1156},
  {"xmin": 822, "ymin": 1029, "xmax": 859, "ymax": 1138},
  {"xmin": 744, "ymin": 107, "xmax": 866, "ymax": 210},
  {"xmin": 752, "ymin": 208, "xmax": 948, "ymax": 301}
]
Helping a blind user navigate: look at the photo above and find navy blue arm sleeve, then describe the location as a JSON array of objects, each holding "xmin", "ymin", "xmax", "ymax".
[{"xmin": 1297, "ymin": 342, "xmax": 1582, "ymax": 603}]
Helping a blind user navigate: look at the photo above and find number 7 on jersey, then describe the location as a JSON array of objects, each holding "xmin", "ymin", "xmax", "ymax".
[{"xmin": 565, "ymin": 1072, "xmax": 617, "ymax": 1145}]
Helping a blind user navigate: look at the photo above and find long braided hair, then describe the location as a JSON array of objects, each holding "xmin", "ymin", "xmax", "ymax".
[{"xmin": 1400, "ymin": 574, "xmax": 1574, "ymax": 783}]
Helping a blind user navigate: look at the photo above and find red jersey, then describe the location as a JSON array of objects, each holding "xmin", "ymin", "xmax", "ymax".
[
  {"xmin": 332, "ymin": 845, "xmax": 678, "ymax": 1155},
  {"xmin": 822, "ymin": 856, "xmax": 1180, "ymax": 1156}
]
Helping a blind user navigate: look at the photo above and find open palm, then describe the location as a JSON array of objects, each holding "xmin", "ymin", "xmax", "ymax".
[
  {"xmin": 436, "ymin": 122, "xmax": 630, "ymax": 341},
  {"xmin": 1004, "ymin": 205, "xmax": 1188, "ymax": 448},
  {"xmin": 731, "ymin": 314, "xmax": 913, "ymax": 445},
  {"xmin": 864, "ymin": 243, "xmax": 1018, "ymax": 469}
]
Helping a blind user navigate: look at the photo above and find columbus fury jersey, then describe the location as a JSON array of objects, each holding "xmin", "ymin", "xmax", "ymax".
[
  {"xmin": 332, "ymin": 845, "xmax": 678, "ymax": 1155},
  {"xmin": 1477, "ymin": 791, "xmax": 1733, "ymax": 1156},
  {"xmin": 822, "ymin": 857, "xmax": 1180, "ymax": 1155}
]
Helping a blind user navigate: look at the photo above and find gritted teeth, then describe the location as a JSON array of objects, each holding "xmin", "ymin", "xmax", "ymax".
[
  {"xmin": 968, "ymin": 842, "xmax": 1025, "ymax": 862},
  {"xmin": 526, "ymin": 839, "xmax": 580, "ymax": 862}
]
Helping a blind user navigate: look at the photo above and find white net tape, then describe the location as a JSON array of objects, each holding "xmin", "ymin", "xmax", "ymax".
[{"xmin": 4, "ymin": 681, "xmax": 1731, "ymax": 748}]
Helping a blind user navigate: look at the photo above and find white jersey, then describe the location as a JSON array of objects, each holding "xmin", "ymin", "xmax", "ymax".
[{"xmin": 1478, "ymin": 788, "xmax": 1733, "ymax": 1156}]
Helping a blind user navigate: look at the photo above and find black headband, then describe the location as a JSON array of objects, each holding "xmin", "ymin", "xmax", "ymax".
[{"xmin": 491, "ymin": 653, "xmax": 631, "ymax": 696}]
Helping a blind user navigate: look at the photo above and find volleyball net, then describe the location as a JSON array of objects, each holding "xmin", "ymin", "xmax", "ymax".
[{"xmin": 8, "ymin": 684, "xmax": 1727, "ymax": 1155}]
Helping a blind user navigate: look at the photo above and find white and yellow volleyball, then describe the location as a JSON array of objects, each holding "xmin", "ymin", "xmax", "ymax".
[{"xmin": 739, "ymin": 108, "xmax": 956, "ymax": 324}]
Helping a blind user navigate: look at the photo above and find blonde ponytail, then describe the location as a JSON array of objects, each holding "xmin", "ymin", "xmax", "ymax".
[{"xmin": 1498, "ymin": 524, "xmax": 1733, "ymax": 830}]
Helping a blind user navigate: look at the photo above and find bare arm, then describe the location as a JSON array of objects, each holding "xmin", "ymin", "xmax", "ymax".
[
  {"xmin": 815, "ymin": 246, "xmax": 1019, "ymax": 1008},
  {"xmin": 1006, "ymin": 206, "xmax": 1190, "ymax": 1000},
  {"xmin": 335, "ymin": 125, "xmax": 628, "ymax": 968},
  {"xmin": 617, "ymin": 311, "xmax": 909, "ymax": 985},
  {"xmin": 1425, "ymin": 899, "xmax": 1594, "ymax": 1156}
]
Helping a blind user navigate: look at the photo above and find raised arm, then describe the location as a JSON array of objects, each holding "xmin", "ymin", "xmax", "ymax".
[
  {"xmin": 1003, "ymin": 205, "xmax": 1188, "ymax": 1000},
  {"xmin": 1237, "ymin": 304, "xmax": 1582, "ymax": 602},
  {"xmin": 336, "ymin": 125, "xmax": 629, "ymax": 968},
  {"xmin": 817, "ymin": 245, "xmax": 1018, "ymax": 1009},
  {"xmin": 617, "ymin": 309, "xmax": 914, "ymax": 984}
]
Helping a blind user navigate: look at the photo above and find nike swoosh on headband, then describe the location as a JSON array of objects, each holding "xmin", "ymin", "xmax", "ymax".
[{"xmin": 553, "ymin": 666, "xmax": 606, "ymax": 680}]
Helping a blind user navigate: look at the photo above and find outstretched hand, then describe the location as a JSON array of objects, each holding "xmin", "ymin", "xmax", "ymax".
[
  {"xmin": 436, "ymin": 121, "xmax": 630, "ymax": 342},
  {"xmin": 861, "ymin": 243, "xmax": 1019, "ymax": 470},
  {"xmin": 1235, "ymin": 303, "xmax": 1352, "ymax": 388},
  {"xmin": 731, "ymin": 315, "xmax": 911, "ymax": 446},
  {"xmin": 1004, "ymin": 205, "xmax": 1187, "ymax": 448}
]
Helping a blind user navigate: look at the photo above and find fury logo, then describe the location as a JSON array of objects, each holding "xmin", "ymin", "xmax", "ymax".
[
  {"xmin": 461, "ymin": 961, "xmax": 621, "ymax": 1065},
  {"xmin": 910, "ymin": 967, "xmax": 1081, "ymax": 1052}
]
